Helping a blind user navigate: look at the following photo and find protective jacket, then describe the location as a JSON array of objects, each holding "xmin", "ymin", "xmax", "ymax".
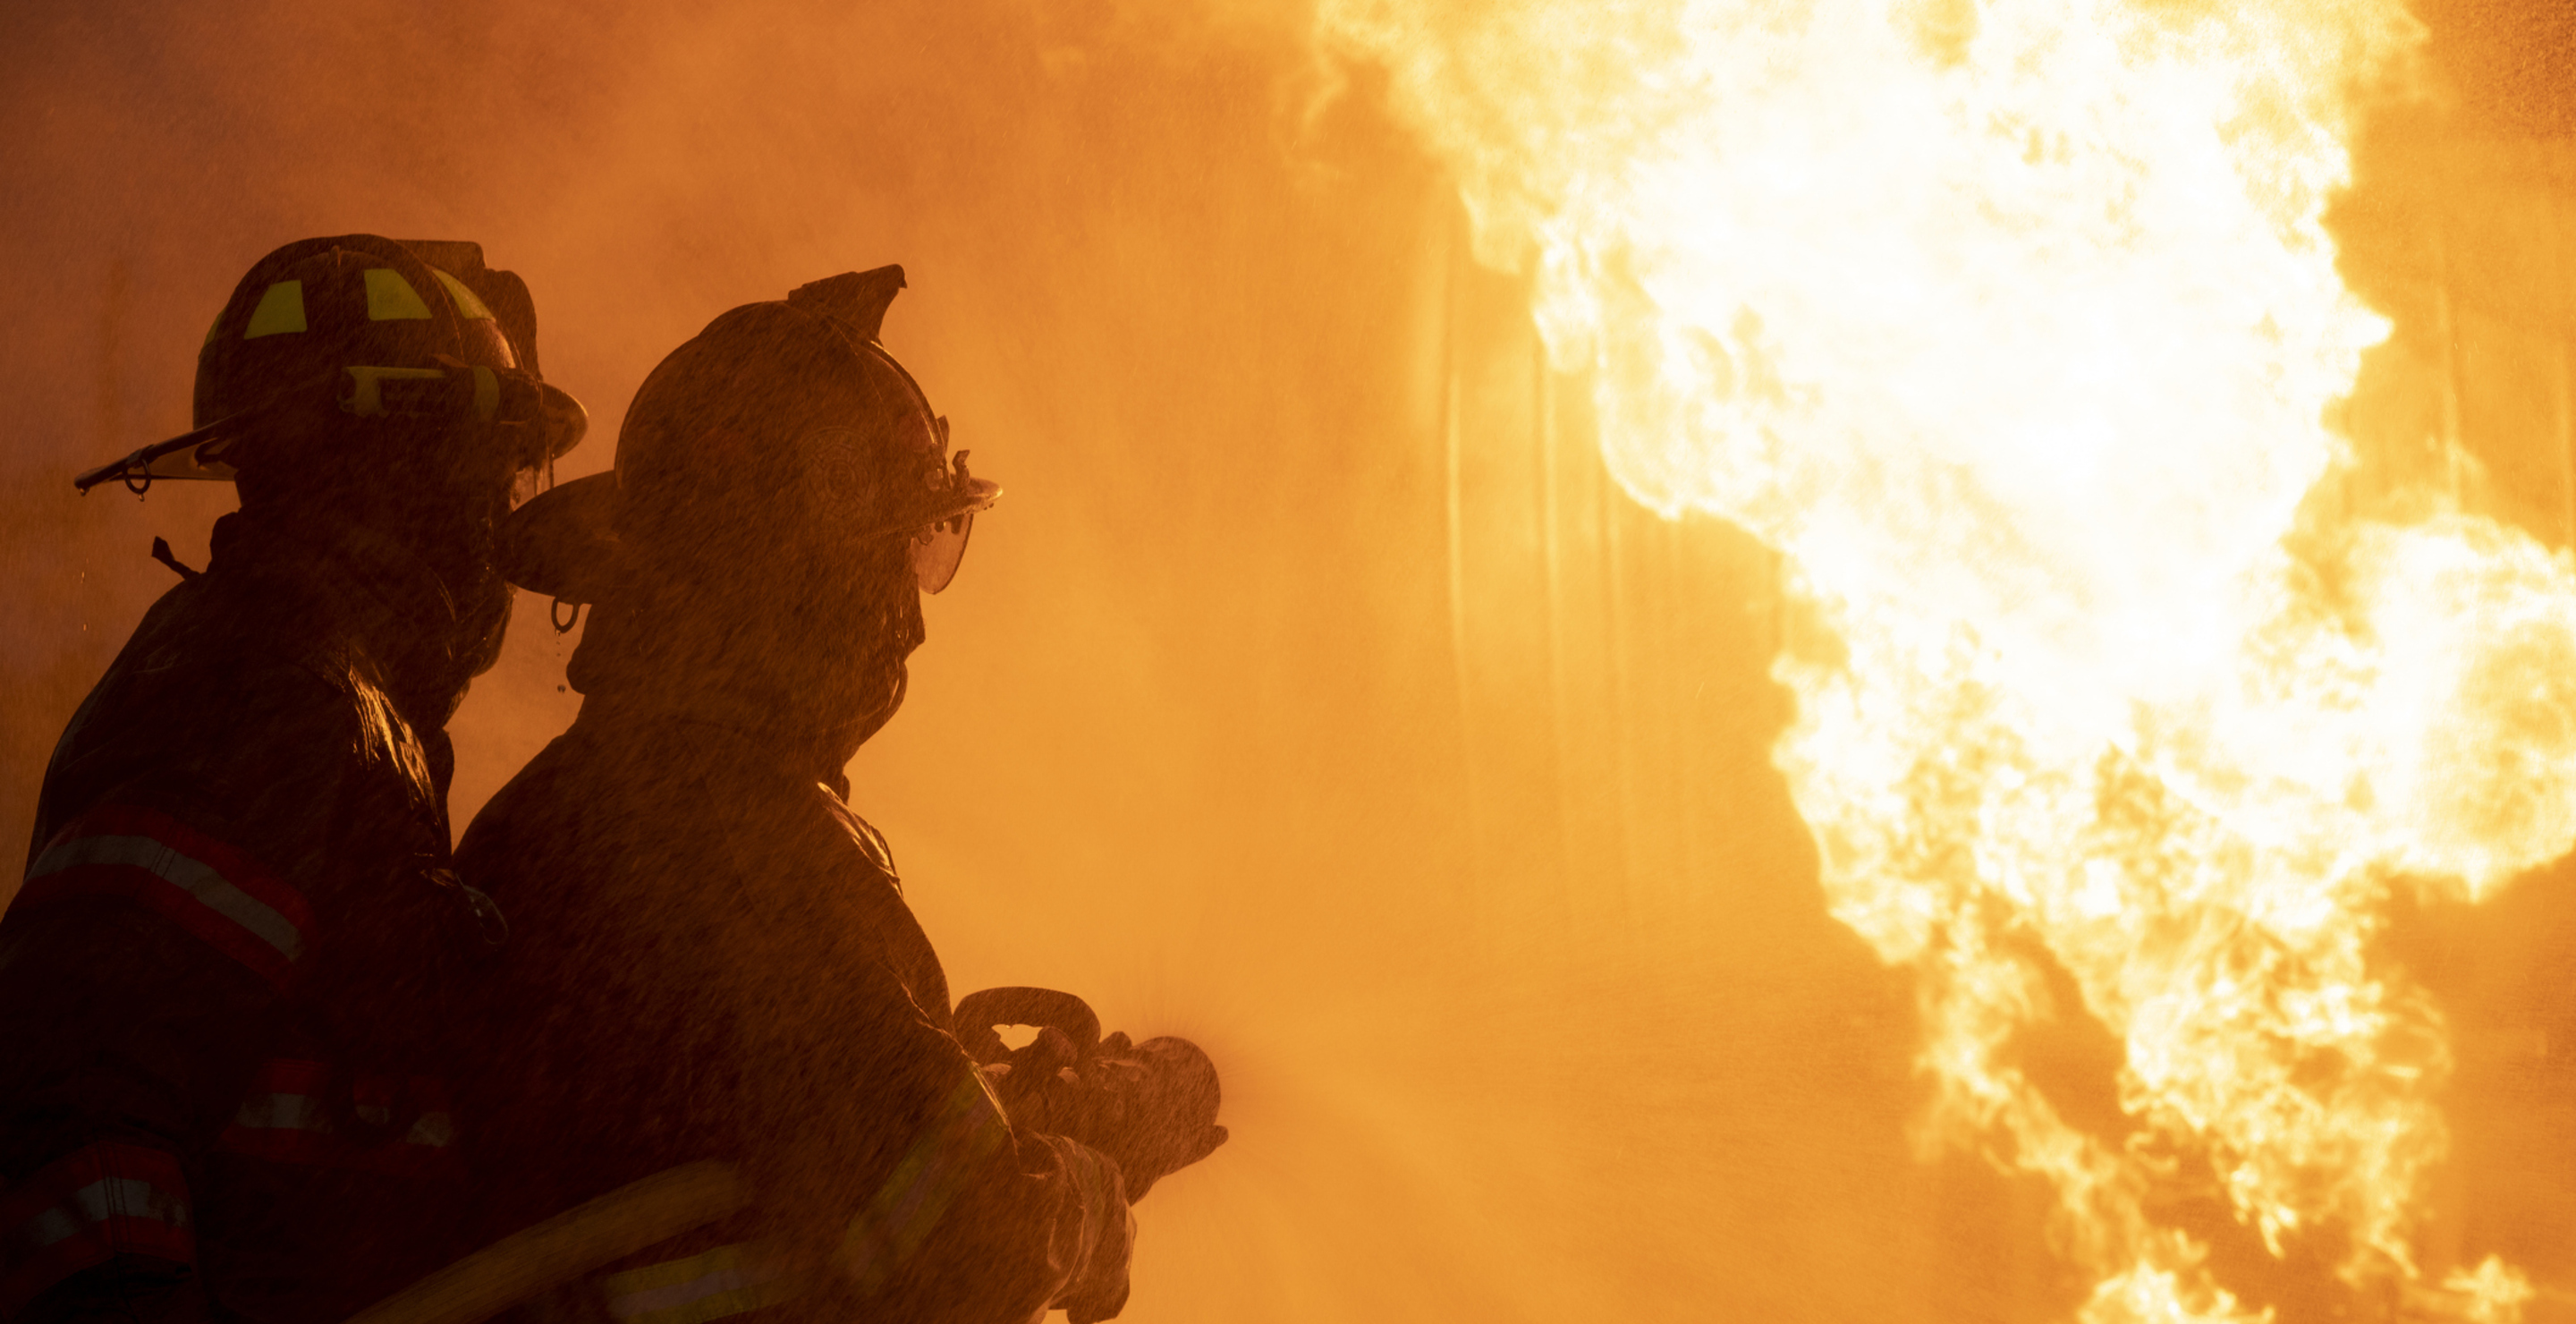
[
  {"xmin": 0, "ymin": 513, "xmax": 498, "ymax": 1324},
  {"xmin": 454, "ymin": 698, "xmax": 1133, "ymax": 1324}
]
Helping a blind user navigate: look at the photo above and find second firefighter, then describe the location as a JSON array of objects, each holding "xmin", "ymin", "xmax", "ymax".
[{"xmin": 454, "ymin": 267, "xmax": 1224, "ymax": 1324}]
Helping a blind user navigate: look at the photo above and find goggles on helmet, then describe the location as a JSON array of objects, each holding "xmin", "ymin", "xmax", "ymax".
[
  {"xmin": 869, "ymin": 414, "xmax": 996, "ymax": 595},
  {"xmin": 910, "ymin": 511, "xmax": 975, "ymax": 595}
]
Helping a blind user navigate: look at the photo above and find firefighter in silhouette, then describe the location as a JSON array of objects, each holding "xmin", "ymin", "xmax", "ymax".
[
  {"xmin": 0, "ymin": 235, "xmax": 585, "ymax": 1322},
  {"xmin": 453, "ymin": 267, "xmax": 1224, "ymax": 1324}
]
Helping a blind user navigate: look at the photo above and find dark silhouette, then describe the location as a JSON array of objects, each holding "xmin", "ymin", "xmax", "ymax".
[
  {"xmin": 453, "ymin": 268, "xmax": 1224, "ymax": 1324},
  {"xmin": 0, "ymin": 235, "xmax": 585, "ymax": 1324}
]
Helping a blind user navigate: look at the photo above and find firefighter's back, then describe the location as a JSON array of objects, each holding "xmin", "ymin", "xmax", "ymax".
[
  {"xmin": 455, "ymin": 702, "xmax": 998, "ymax": 1324},
  {"xmin": 2, "ymin": 232, "xmax": 587, "ymax": 1324},
  {"xmin": 4, "ymin": 525, "xmax": 479, "ymax": 1324}
]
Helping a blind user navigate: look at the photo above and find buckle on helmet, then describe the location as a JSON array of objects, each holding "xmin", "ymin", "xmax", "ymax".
[{"xmin": 340, "ymin": 365, "xmax": 449, "ymax": 418}]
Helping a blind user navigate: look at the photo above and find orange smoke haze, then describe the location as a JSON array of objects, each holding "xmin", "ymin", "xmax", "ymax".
[{"xmin": 3, "ymin": 2, "xmax": 2574, "ymax": 1321}]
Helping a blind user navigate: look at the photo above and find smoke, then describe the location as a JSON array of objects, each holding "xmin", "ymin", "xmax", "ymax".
[{"xmin": 0, "ymin": 0, "xmax": 1300, "ymax": 839}]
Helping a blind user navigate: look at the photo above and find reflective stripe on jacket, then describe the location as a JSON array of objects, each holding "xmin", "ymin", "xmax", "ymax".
[
  {"xmin": 0, "ymin": 1142, "xmax": 194, "ymax": 1314},
  {"xmin": 572, "ymin": 1074, "xmax": 1016, "ymax": 1324},
  {"xmin": 218, "ymin": 1058, "xmax": 461, "ymax": 1177},
  {"xmin": 21, "ymin": 805, "xmax": 313, "ymax": 991},
  {"xmin": 598, "ymin": 1241, "xmax": 796, "ymax": 1324},
  {"xmin": 3, "ymin": 513, "xmax": 494, "ymax": 1324}
]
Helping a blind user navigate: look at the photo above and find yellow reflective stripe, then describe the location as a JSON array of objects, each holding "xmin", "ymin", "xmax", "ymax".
[
  {"xmin": 243, "ymin": 281, "xmax": 306, "ymax": 338},
  {"xmin": 471, "ymin": 366, "xmax": 499, "ymax": 421},
  {"xmin": 598, "ymin": 1074, "xmax": 1012, "ymax": 1317},
  {"xmin": 431, "ymin": 268, "xmax": 495, "ymax": 319},
  {"xmin": 842, "ymin": 1075, "xmax": 1008, "ymax": 1292},
  {"xmin": 363, "ymin": 268, "xmax": 433, "ymax": 321},
  {"xmin": 597, "ymin": 1241, "xmax": 798, "ymax": 1324}
]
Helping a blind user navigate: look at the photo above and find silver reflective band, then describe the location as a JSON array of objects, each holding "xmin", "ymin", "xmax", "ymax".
[
  {"xmin": 28, "ymin": 834, "xmax": 302, "ymax": 963},
  {"xmin": 71, "ymin": 1177, "xmax": 191, "ymax": 1231},
  {"xmin": 24, "ymin": 1208, "xmax": 81, "ymax": 1250},
  {"xmin": 18, "ymin": 1176, "xmax": 195, "ymax": 1249},
  {"xmin": 235, "ymin": 1094, "xmax": 457, "ymax": 1147},
  {"xmin": 233, "ymin": 1091, "xmax": 334, "ymax": 1133}
]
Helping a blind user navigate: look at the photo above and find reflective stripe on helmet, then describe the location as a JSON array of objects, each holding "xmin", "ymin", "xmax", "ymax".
[
  {"xmin": 243, "ymin": 279, "xmax": 307, "ymax": 338},
  {"xmin": 598, "ymin": 1241, "xmax": 797, "ymax": 1324},
  {"xmin": 363, "ymin": 267, "xmax": 433, "ymax": 321},
  {"xmin": 342, "ymin": 365, "xmax": 449, "ymax": 417},
  {"xmin": 0, "ymin": 1142, "xmax": 194, "ymax": 1314},
  {"xmin": 432, "ymin": 267, "xmax": 496, "ymax": 319},
  {"xmin": 20, "ymin": 805, "xmax": 311, "ymax": 991},
  {"xmin": 216, "ymin": 1058, "xmax": 462, "ymax": 1177}
]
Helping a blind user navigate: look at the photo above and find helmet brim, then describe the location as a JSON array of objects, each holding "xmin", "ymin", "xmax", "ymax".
[
  {"xmin": 502, "ymin": 472, "xmax": 1004, "ymax": 605},
  {"xmin": 496, "ymin": 471, "xmax": 622, "ymax": 604},
  {"xmin": 860, "ymin": 476, "xmax": 1000, "ymax": 542},
  {"xmin": 72, "ymin": 412, "xmax": 253, "ymax": 493}
]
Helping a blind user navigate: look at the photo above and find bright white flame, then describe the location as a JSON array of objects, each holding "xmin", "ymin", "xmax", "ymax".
[{"xmin": 1324, "ymin": 0, "xmax": 2576, "ymax": 1317}]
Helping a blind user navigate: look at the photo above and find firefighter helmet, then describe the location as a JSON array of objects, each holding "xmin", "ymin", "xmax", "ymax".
[
  {"xmin": 498, "ymin": 265, "xmax": 996, "ymax": 603},
  {"xmin": 74, "ymin": 234, "xmax": 587, "ymax": 493}
]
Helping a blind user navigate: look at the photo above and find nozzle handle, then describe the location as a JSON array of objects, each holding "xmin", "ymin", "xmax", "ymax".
[{"xmin": 953, "ymin": 987, "xmax": 1102, "ymax": 1066}]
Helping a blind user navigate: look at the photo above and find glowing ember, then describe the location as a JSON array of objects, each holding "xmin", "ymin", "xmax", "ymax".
[{"xmin": 1324, "ymin": 0, "xmax": 2576, "ymax": 1318}]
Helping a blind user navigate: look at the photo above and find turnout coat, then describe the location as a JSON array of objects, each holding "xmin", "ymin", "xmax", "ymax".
[
  {"xmin": 454, "ymin": 700, "xmax": 1131, "ymax": 1324},
  {"xmin": 0, "ymin": 514, "xmax": 499, "ymax": 1324}
]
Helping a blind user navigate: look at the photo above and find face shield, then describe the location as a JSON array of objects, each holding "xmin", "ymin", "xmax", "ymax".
[
  {"xmin": 892, "ymin": 415, "xmax": 997, "ymax": 594},
  {"xmin": 909, "ymin": 508, "xmax": 977, "ymax": 593}
]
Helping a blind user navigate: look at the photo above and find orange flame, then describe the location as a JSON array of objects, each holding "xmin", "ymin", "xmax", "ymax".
[{"xmin": 1325, "ymin": 0, "xmax": 2576, "ymax": 1318}]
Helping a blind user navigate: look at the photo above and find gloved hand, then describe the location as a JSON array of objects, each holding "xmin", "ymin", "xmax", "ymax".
[
  {"xmin": 955, "ymin": 988, "xmax": 1229, "ymax": 1202},
  {"xmin": 1043, "ymin": 1031, "xmax": 1227, "ymax": 1201}
]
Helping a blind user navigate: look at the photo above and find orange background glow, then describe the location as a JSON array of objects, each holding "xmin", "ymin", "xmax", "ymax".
[{"xmin": 3, "ymin": 2, "xmax": 2574, "ymax": 1320}]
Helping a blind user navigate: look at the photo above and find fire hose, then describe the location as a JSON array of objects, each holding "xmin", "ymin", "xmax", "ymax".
[
  {"xmin": 339, "ymin": 1160, "xmax": 748, "ymax": 1324},
  {"xmin": 340, "ymin": 989, "xmax": 1223, "ymax": 1324}
]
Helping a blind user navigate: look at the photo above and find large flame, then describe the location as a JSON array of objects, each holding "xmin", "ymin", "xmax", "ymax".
[{"xmin": 1325, "ymin": 0, "xmax": 2576, "ymax": 1318}]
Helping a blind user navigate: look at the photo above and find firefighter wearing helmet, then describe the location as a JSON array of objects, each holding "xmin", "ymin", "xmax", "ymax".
[
  {"xmin": 0, "ymin": 235, "xmax": 585, "ymax": 1322},
  {"xmin": 448, "ymin": 268, "xmax": 1225, "ymax": 1323}
]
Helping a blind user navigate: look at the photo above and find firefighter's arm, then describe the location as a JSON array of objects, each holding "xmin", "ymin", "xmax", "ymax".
[
  {"xmin": 976, "ymin": 1023, "xmax": 1228, "ymax": 1205},
  {"xmin": 0, "ymin": 906, "xmax": 257, "ymax": 1324},
  {"xmin": 729, "ymin": 947, "xmax": 1133, "ymax": 1324},
  {"xmin": 835, "ymin": 1063, "xmax": 1137, "ymax": 1324},
  {"xmin": 1022, "ymin": 1134, "xmax": 1135, "ymax": 1324},
  {"xmin": 0, "ymin": 667, "xmax": 354, "ymax": 1320}
]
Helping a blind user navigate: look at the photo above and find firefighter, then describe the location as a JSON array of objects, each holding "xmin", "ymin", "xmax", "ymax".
[
  {"xmin": 453, "ymin": 267, "xmax": 1223, "ymax": 1324},
  {"xmin": 0, "ymin": 235, "xmax": 586, "ymax": 1322}
]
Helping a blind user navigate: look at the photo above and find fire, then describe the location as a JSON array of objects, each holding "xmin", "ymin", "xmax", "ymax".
[{"xmin": 1324, "ymin": 0, "xmax": 2576, "ymax": 1319}]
